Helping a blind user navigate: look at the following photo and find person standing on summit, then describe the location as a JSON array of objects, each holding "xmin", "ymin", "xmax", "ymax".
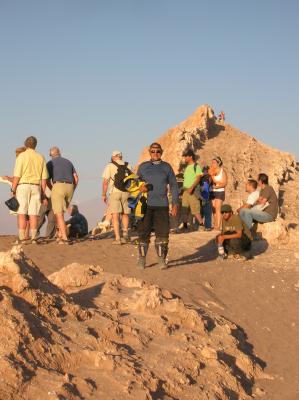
[{"xmin": 136, "ymin": 142, "xmax": 179, "ymax": 269}]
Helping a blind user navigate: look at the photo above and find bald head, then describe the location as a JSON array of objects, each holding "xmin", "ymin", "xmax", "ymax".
[{"xmin": 50, "ymin": 146, "xmax": 61, "ymax": 157}]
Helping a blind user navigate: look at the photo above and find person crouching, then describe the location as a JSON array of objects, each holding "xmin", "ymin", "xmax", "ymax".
[{"xmin": 216, "ymin": 204, "xmax": 253, "ymax": 260}]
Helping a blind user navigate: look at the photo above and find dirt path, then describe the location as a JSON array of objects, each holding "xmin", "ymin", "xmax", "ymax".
[{"xmin": 1, "ymin": 232, "xmax": 299, "ymax": 399}]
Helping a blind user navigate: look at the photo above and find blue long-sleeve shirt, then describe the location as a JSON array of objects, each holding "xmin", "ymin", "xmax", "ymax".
[{"xmin": 137, "ymin": 161, "xmax": 179, "ymax": 207}]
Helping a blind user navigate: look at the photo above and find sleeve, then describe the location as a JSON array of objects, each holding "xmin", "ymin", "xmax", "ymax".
[
  {"xmin": 46, "ymin": 161, "xmax": 53, "ymax": 180},
  {"xmin": 102, "ymin": 164, "xmax": 111, "ymax": 180},
  {"xmin": 168, "ymin": 165, "xmax": 179, "ymax": 205},
  {"xmin": 13, "ymin": 154, "xmax": 23, "ymax": 177},
  {"xmin": 196, "ymin": 165, "xmax": 203, "ymax": 175},
  {"xmin": 137, "ymin": 164, "xmax": 144, "ymax": 180},
  {"xmin": 41, "ymin": 158, "xmax": 49, "ymax": 180},
  {"xmin": 71, "ymin": 162, "xmax": 76, "ymax": 174}
]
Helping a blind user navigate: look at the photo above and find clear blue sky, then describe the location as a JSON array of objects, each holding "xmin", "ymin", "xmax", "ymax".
[{"xmin": 0, "ymin": 0, "xmax": 298, "ymax": 208}]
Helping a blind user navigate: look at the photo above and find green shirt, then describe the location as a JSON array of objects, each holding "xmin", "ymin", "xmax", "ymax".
[{"xmin": 183, "ymin": 164, "xmax": 202, "ymax": 189}]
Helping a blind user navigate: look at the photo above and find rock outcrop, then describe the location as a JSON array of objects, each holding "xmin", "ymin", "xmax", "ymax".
[
  {"xmin": 0, "ymin": 246, "xmax": 268, "ymax": 399},
  {"xmin": 138, "ymin": 105, "xmax": 297, "ymax": 213}
]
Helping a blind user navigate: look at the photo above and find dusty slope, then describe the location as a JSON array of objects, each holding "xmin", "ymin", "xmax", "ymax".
[
  {"xmin": 0, "ymin": 245, "xmax": 268, "ymax": 400},
  {"xmin": 1, "ymin": 232, "xmax": 299, "ymax": 399}
]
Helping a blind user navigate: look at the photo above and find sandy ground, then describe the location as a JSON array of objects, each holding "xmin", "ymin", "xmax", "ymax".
[{"xmin": 0, "ymin": 231, "xmax": 299, "ymax": 399}]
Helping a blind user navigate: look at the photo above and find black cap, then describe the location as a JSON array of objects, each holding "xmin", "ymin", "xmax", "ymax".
[{"xmin": 182, "ymin": 149, "xmax": 196, "ymax": 158}]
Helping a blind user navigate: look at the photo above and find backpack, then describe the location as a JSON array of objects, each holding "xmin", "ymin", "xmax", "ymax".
[
  {"xmin": 111, "ymin": 161, "xmax": 132, "ymax": 192},
  {"xmin": 200, "ymin": 173, "xmax": 212, "ymax": 201}
]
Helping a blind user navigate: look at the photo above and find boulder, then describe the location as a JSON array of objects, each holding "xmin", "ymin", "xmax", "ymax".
[{"xmin": 256, "ymin": 218, "xmax": 289, "ymax": 245}]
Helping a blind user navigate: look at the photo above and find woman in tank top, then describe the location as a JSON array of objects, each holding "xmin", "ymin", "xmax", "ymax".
[{"xmin": 210, "ymin": 156, "xmax": 227, "ymax": 230}]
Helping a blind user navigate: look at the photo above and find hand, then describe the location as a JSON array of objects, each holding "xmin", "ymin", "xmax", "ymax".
[
  {"xmin": 102, "ymin": 194, "xmax": 107, "ymax": 204},
  {"xmin": 171, "ymin": 204, "xmax": 178, "ymax": 217},
  {"xmin": 139, "ymin": 184, "xmax": 148, "ymax": 193},
  {"xmin": 42, "ymin": 197, "xmax": 48, "ymax": 206}
]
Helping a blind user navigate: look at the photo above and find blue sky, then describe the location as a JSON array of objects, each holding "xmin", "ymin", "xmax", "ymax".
[{"xmin": 0, "ymin": 0, "xmax": 298, "ymax": 222}]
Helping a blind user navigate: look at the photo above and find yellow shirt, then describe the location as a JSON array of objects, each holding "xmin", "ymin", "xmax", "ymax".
[{"xmin": 13, "ymin": 148, "xmax": 48, "ymax": 184}]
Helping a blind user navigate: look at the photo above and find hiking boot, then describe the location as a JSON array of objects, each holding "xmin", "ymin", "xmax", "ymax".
[
  {"xmin": 137, "ymin": 257, "xmax": 146, "ymax": 269},
  {"xmin": 158, "ymin": 257, "xmax": 168, "ymax": 270},
  {"xmin": 217, "ymin": 253, "xmax": 228, "ymax": 260}
]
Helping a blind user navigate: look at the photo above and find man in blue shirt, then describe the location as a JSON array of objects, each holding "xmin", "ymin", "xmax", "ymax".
[
  {"xmin": 47, "ymin": 147, "xmax": 78, "ymax": 244},
  {"xmin": 137, "ymin": 142, "xmax": 179, "ymax": 269}
]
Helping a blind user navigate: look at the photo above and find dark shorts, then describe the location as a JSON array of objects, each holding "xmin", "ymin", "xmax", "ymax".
[{"xmin": 211, "ymin": 191, "xmax": 225, "ymax": 201}]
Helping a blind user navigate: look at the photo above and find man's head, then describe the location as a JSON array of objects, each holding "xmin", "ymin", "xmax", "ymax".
[
  {"xmin": 149, "ymin": 142, "xmax": 163, "ymax": 162},
  {"xmin": 257, "ymin": 173, "xmax": 269, "ymax": 188},
  {"xmin": 49, "ymin": 146, "xmax": 61, "ymax": 158},
  {"xmin": 246, "ymin": 178, "xmax": 258, "ymax": 193},
  {"xmin": 221, "ymin": 204, "xmax": 233, "ymax": 221},
  {"xmin": 24, "ymin": 136, "xmax": 37, "ymax": 149},
  {"xmin": 182, "ymin": 149, "xmax": 196, "ymax": 164},
  {"xmin": 111, "ymin": 150, "xmax": 122, "ymax": 162},
  {"xmin": 68, "ymin": 204, "xmax": 78, "ymax": 216}
]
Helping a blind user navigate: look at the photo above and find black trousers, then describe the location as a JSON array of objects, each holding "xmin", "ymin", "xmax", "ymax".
[
  {"xmin": 223, "ymin": 234, "xmax": 251, "ymax": 254},
  {"xmin": 137, "ymin": 206, "xmax": 170, "ymax": 242}
]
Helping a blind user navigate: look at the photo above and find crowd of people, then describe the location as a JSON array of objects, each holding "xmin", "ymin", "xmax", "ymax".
[{"xmin": 1, "ymin": 136, "xmax": 279, "ymax": 269}]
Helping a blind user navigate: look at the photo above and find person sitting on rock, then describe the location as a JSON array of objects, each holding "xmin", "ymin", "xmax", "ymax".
[
  {"xmin": 237, "ymin": 179, "xmax": 260, "ymax": 214},
  {"xmin": 66, "ymin": 204, "xmax": 88, "ymax": 239},
  {"xmin": 216, "ymin": 204, "xmax": 253, "ymax": 260},
  {"xmin": 239, "ymin": 173, "xmax": 278, "ymax": 229}
]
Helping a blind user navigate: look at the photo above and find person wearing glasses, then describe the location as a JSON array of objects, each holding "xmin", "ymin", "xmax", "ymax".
[
  {"xmin": 136, "ymin": 142, "xmax": 179, "ymax": 269},
  {"xmin": 216, "ymin": 204, "xmax": 252, "ymax": 260}
]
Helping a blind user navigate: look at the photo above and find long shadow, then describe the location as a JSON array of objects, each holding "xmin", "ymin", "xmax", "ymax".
[
  {"xmin": 168, "ymin": 239, "xmax": 218, "ymax": 268},
  {"xmin": 70, "ymin": 283, "xmax": 105, "ymax": 309}
]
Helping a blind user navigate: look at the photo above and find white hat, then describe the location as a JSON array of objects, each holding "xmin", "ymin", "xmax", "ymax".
[{"xmin": 112, "ymin": 150, "xmax": 122, "ymax": 157}]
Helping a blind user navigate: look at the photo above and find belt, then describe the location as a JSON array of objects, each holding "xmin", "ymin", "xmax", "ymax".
[
  {"xmin": 53, "ymin": 181, "xmax": 73, "ymax": 184},
  {"xmin": 19, "ymin": 183, "xmax": 40, "ymax": 186}
]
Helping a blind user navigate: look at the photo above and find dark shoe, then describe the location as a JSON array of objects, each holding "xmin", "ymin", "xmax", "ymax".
[{"xmin": 137, "ymin": 257, "xmax": 146, "ymax": 269}]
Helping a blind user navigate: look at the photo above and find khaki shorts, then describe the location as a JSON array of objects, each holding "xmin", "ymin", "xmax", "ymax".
[
  {"xmin": 108, "ymin": 191, "xmax": 130, "ymax": 214},
  {"xmin": 182, "ymin": 190, "xmax": 201, "ymax": 215},
  {"xmin": 16, "ymin": 184, "xmax": 41, "ymax": 216},
  {"xmin": 51, "ymin": 183, "xmax": 74, "ymax": 214}
]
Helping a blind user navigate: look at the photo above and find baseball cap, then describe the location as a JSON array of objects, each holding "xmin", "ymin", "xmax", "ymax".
[
  {"xmin": 112, "ymin": 150, "xmax": 122, "ymax": 157},
  {"xmin": 221, "ymin": 204, "xmax": 233, "ymax": 213},
  {"xmin": 182, "ymin": 149, "xmax": 196, "ymax": 158}
]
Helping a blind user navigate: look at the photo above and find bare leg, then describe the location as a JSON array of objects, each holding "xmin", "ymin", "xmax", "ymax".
[
  {"xmin": 194, "ymin": 213, "xmax": 203, "ymax": 225},
  {"xmin": 212, "ymin": 199, "xmax": 223, "ymax": 230},
  {"xmin": 55, "ymin": 213, "xmax": 68, "ymax": 240},
  {"xmin": 29, "ymin": 215, "xmax": 38, "ymax": 239},
  {"xmin": 112, "ymin": 213, "xmax": 121, "ymax": 240},
  {"xmin": 122, "ymin": 214, "xmax": 129, "ymax": 231}
]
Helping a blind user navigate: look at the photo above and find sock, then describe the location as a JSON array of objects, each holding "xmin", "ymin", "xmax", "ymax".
[
  {"xmin": 31, "ymin": 229, "xmax": 38, "ymax": 240},
  {"xmin": 18, "ymin": 229, "xmax": 26, "ymax": 241},
  {"xmin": 218, "ymin": 244, "xmax": 225, "ymax": 256}
]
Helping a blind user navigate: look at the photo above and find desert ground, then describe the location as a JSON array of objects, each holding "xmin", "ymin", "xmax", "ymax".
[{"xmin": 0, "ymin": 227, "xmax": 298, "ymax": 399}]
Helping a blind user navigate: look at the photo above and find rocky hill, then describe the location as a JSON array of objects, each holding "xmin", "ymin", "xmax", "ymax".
[{"xmin": 138, "ymin": 105, "xmax": 297, "ymax": 213}]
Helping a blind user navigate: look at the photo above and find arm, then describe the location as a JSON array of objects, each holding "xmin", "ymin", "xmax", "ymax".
[
  {"xmin": 102, "ymin": 178, "xmax": 109, "ymax": 204},
  {"xmin": 217, "ymin": 230, "xmax": 242, "ymax": 244},
  {"xmin": 11, "ymin": 176, "xmax": 20, "ymax": 194},
  {"xmin": 73, "ymin": 172, "xmax": 79, "ymax": 188}
]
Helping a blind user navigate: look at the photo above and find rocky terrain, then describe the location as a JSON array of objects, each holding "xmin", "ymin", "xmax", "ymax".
[
  {"xmin": 0, "ymin": 245, "xmax": 269, "ymax": 400},
  {"xmin": 138, "ymin": 105, "xmax": 298, "ymax": 212}
]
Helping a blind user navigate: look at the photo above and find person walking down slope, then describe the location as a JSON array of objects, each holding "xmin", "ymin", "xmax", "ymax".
[
  {"xmin": 11, "ymin": 136, "xmax": 48, "ymax": 244},
  {"xmin": 47, "ymin": 146, "xmax": 78, "ymax": 244},
  {"xmin": 136, "ymin": 142, "xmax": 179, "ymax": 270},
  {"xmin": 102, "ymin": 150, "xmax": 132, "ymax": 245}
]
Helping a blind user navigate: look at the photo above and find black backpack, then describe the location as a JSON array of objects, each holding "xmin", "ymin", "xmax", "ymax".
[{"xmin": 111, "ymin": 161, "xmax": 132, "ymax": 192}]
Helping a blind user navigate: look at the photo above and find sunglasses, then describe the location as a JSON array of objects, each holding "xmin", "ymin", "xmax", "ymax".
[{"xmin": 150, "ymin": 149, "xmax": 162, "ymax": 154}]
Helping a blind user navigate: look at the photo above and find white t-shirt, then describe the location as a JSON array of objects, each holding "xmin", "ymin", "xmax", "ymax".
[
  {"xmin": 246, "ymin": 190, "xmax": 260, "ymax": 206},
  {"xmin": 102, "ymin": 161, "xmax": 132, "ymax": 194}
]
